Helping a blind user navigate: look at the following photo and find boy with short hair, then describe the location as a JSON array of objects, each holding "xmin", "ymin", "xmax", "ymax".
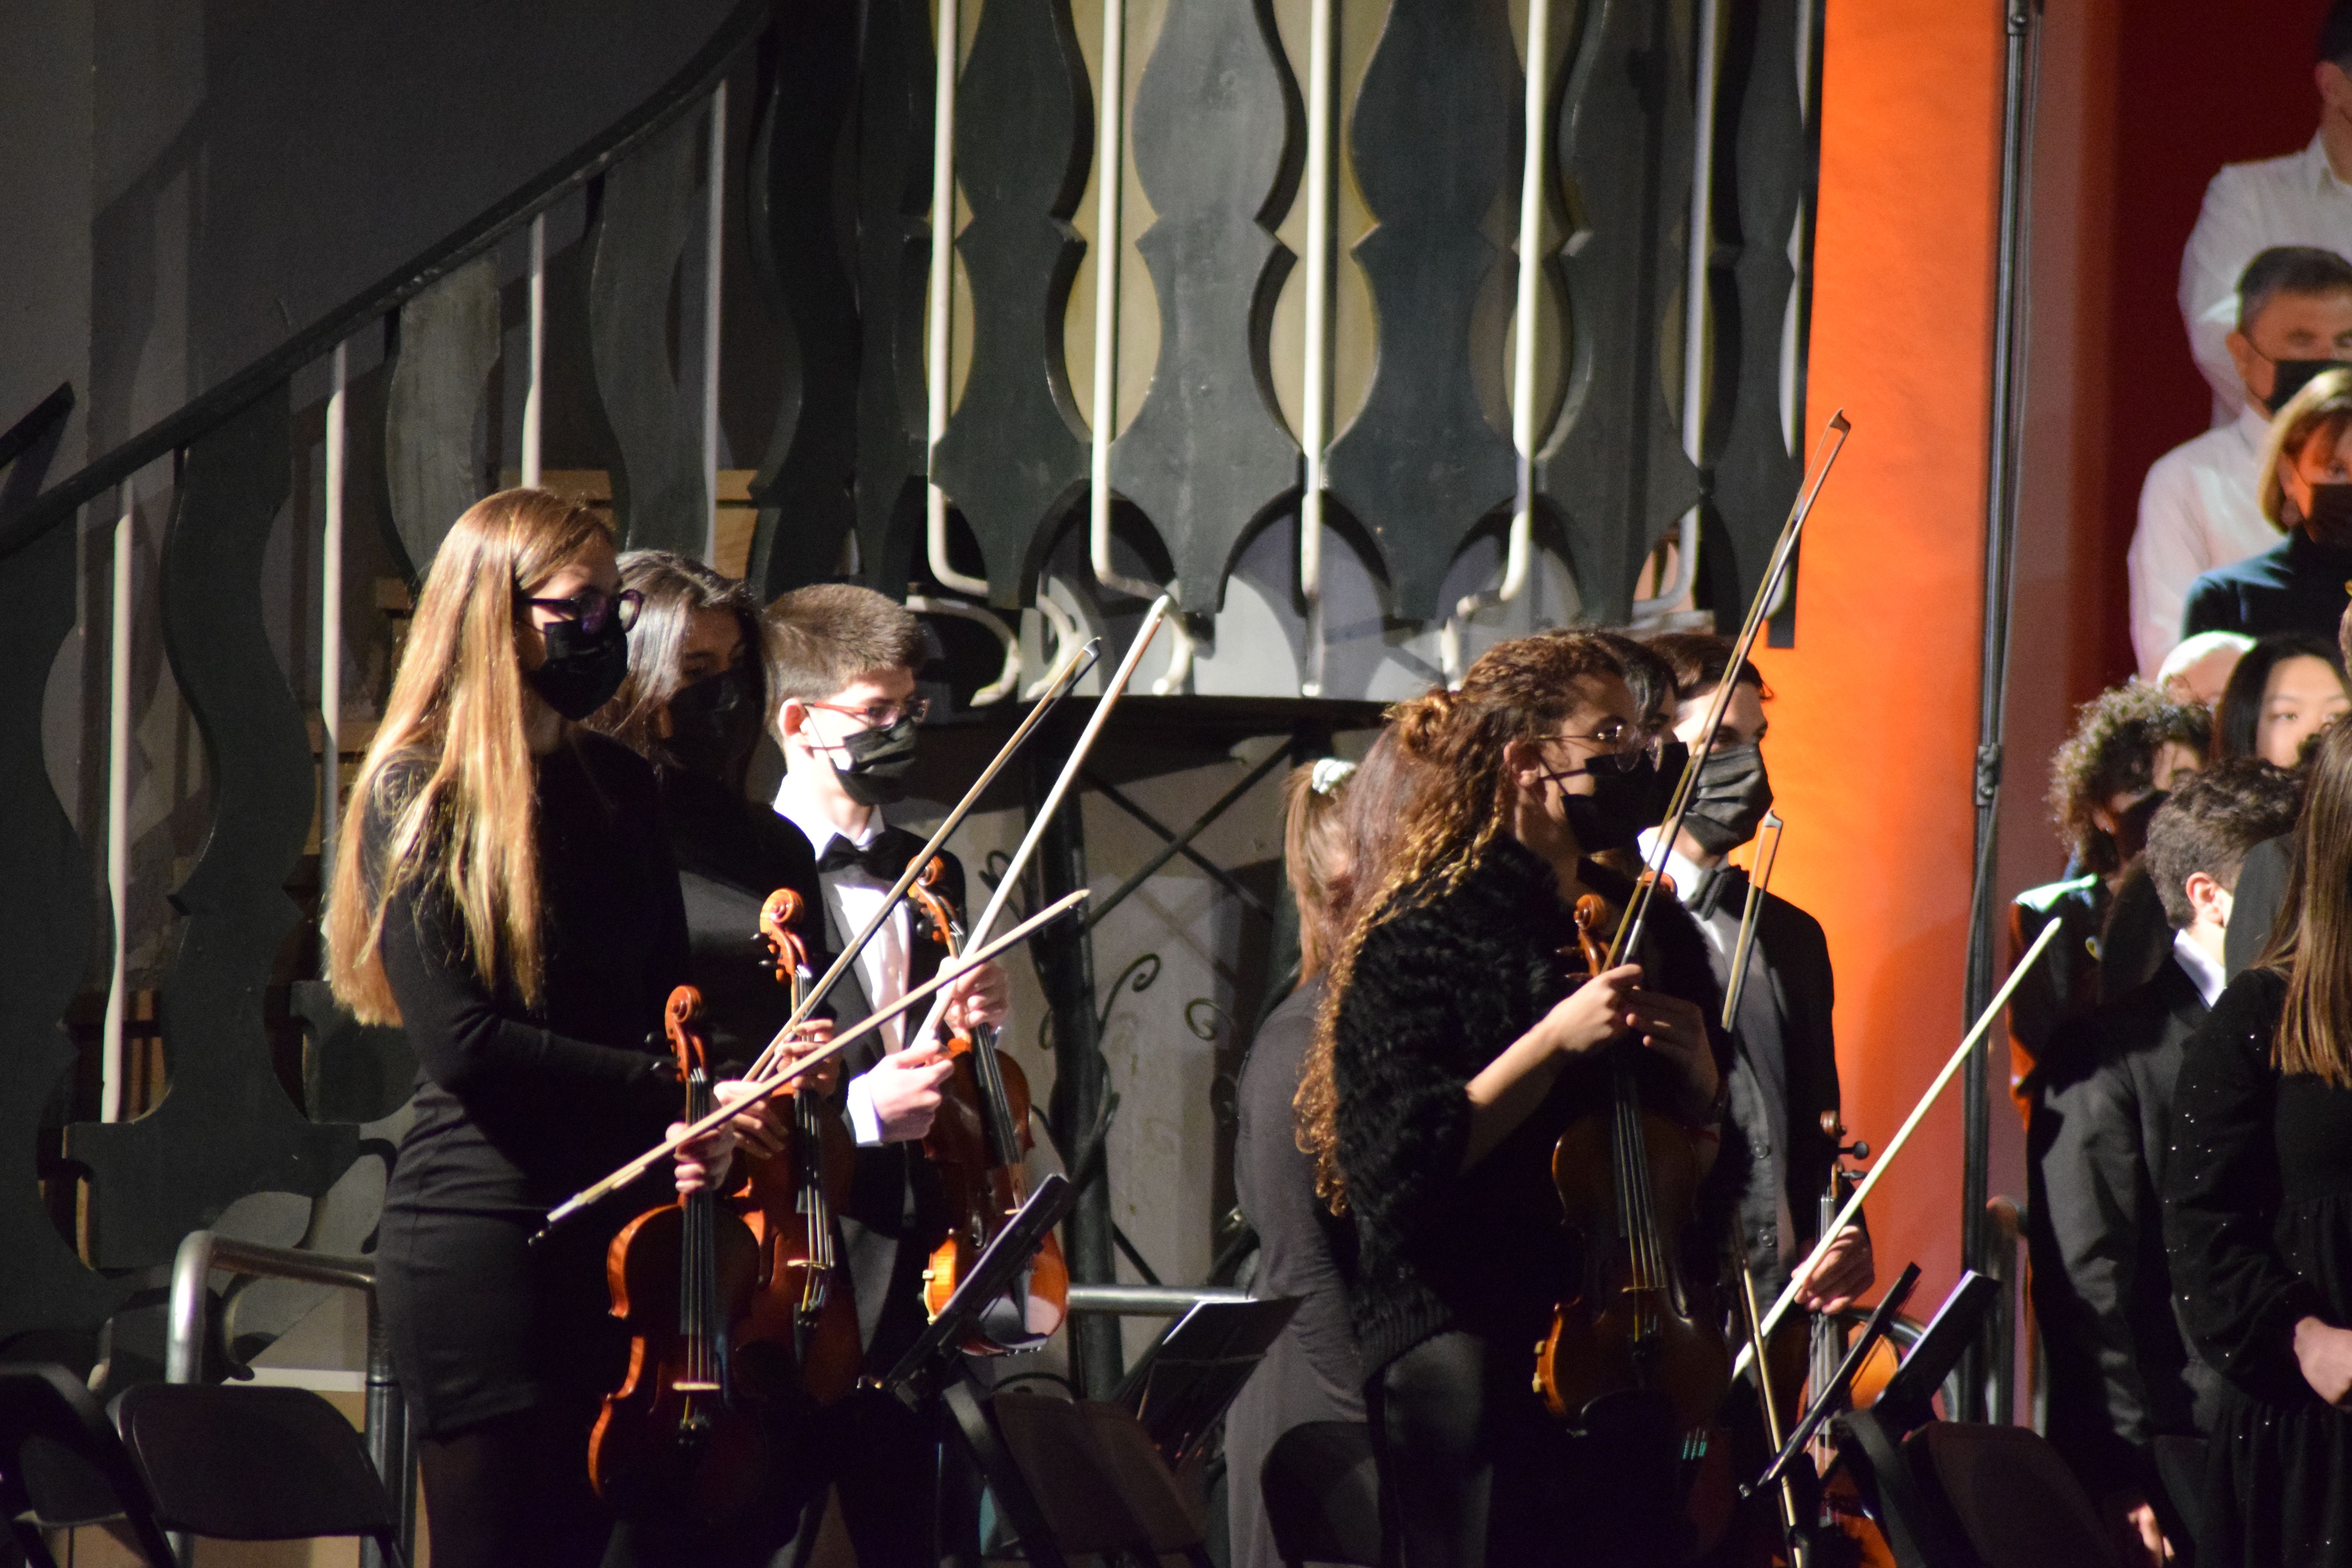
[
  {"xmin": 766, "ymin": 582, "xmax": 1011, "ymax": 1560},
  {"xmin": 2028, "ymin": 759, "xmax": 2301, "ymax": 1562}
]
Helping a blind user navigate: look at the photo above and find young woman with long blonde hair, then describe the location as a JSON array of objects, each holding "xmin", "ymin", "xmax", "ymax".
[
  {"xmin": 1294, "ymin": 630, "xmax": 1733, "ymax": 1567},
  {"xmin": 326, "ymin": 490, "xmax": 777, "ymax": 1568}
]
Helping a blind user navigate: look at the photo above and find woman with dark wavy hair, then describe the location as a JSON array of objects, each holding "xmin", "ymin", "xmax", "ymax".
[{"xmin": 1295, "ymin": 631, "xmax": 1733, "ymax": 1566}]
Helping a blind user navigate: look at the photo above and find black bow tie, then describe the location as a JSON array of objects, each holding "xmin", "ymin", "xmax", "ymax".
[{"xmin": 818, "ymin": 829, "xmax": 916, "ymax": 882}]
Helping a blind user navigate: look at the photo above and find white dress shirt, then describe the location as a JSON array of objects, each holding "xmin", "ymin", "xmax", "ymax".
[
  {"xmin": 2180, "ymin": 133, "xmax": 2352, "ymax": 424},
  {"xmin": 2129, "ymin": 401, "xmax": 2282, "ymax": 676},
  {"xmin": 775, "ymin": 777, "xmax": 905, "ymax": 1146},
  {"xmin": 2172, "ymin": 927, "xmax": 2227, "ymax": 1011}
]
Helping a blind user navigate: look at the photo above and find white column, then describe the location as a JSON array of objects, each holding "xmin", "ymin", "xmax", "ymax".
[
  {"xmin": 703, "ymin": 82, "xmax": 728, "ymax": 565},
  {"xmin": 321, "ymin": 341, "xmax": 348, "ymax": 869},
  {"xmin": 522, "ymin": 214, "xmax": 546, "ymax": 488},
  {"xmin": 1297, "ymin": 0, "xmax": 1335, "ymax": 697},
  {"xmin": 102, "ymin": 481, "xmax": 136, "ymax": 1124},
  {"xmin": 926, "ymin": 0, "xmax": 990, "ymax": 598}
]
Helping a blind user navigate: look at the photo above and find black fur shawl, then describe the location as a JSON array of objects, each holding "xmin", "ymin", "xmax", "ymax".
[{"xmin": 1331, "ymin": 835, "xmax": 1737, "ymax": 1374}]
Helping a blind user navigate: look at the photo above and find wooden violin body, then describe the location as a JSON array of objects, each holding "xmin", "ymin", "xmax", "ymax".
[
  {"xmin": 588, "ymin": 986, "xmax": 772, "ymax": 1524},
  {"xmin": 737, "ymin": 889, "xmax": 864, "ymax": 1406},
  {"xmin": 1535, "ymin": 893, "xmax": 1734, "ymax": 1546},
  {"xmin": 908, "ymin": 857, "xmax": 1069, "ymax": 1352}
]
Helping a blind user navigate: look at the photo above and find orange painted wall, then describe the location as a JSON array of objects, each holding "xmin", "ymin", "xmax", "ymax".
[{"xmin": 1752, "ymin": 1, "xmax": 2005, "ymax": 1314}]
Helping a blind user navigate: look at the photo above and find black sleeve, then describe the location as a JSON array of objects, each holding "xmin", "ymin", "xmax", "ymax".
[
  {"xmin": 2224, "ymin": 835, "xmax": 2292, "ymax": 982},
  {"xmin": 1330, "ymin": 910, "xmax": 1479, "ymax": 1248},
  {"xmin": 380, "ymin": 878, "xmax": 675, "ymax": 1101},
  {"xmin": 2028, "ymin": 1023, "xmax": 2158, "ymax": 1492},
  {"xmin": 2180, "ymin": 574, "xmax": 2229, "ymax": 639},
  {"xmin": 2163, "ymin": 973, "xmax": 2326, "ymax": 1393}
]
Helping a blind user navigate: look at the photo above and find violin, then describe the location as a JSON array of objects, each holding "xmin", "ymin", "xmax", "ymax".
[
  {"xmin": 1792, "ymin": 1116, "xmax": 1899, "ymax": 1568},
  {"xmin": 735, "ymin": 888, "xmax": 862, "ymax": 1406},
  {"xmin": 906, "ymin": 855, "xmax": 1070, "ymax": 1352},
  {"xmin": 587, "ymin": 985, "xmax": 770, "ymax": 1523},
  {"xmin": 1536, "ymin": 891, "xmax": 1735, "ymax": 1545}
]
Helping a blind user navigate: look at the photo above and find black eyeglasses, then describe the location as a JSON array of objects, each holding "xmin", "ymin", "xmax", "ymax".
[
  {"xmin": 517, "ymin": 586, "xmax": 643, "ymax": 634},
  {"xmin": 807, "ymin": 697, "xmax": 931, "ymax": 730}
]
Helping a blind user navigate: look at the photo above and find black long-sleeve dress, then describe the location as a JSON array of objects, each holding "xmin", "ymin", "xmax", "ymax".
[
  {"xmin": 372, "ymin": 732, "xmax": 689, "ymax": 1441},
  {"xmin": 2164, "ymin": 967, "xmax": 2352, "ymax": 1567}
]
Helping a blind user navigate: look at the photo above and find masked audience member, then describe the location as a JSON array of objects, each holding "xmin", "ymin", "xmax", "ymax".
[
  {"xmin": 2137, "ymin": 247, "xmax": 2352, "ymax": 677},
  {"xmin": 2030, "ymin": 760, "xmax": 2299, "ymax": 1567},
  {"xmin": 2178, "ymin": 4, "xmax": 2352, "ymax": 423},
  {"xmin": 2185, "ymin": 368, "xmax": 2352, "ymax": 645}
]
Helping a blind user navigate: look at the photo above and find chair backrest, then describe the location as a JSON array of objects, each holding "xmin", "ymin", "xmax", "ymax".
[
  {"xmin": 1260, "ymin": 1420, "xmax": 1381, "ymax": 1568},
  {"xmin": 111, "ymin": 1382, "xmax": 397, "ymax": 1551},
  {"xmin": 0, "ymin": 1363, "xmax": 177, "ymax": 1568},
  {"xmin": 988, "ymin": 1390, "xmax": 1153, "ymax": 1557},
  {"xmin": 1906, "ymin": 1422, "xmax": 2125, "ymax": 1568}
]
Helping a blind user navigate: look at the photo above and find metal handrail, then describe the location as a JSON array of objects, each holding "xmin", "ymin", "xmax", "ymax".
[
  {"xmin": 167, "ymin": 1230, "xmax": 409, "ymax": 1568},
  {"xmin": 1063, "ymin": 1285, "xmax": 1251, "ymax": 1317}
]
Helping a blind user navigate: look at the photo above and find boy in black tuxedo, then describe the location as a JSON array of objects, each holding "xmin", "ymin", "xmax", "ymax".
[{"xmin": 2029, "ymin": 758, "xmax": 2300, "ymax": 1563}]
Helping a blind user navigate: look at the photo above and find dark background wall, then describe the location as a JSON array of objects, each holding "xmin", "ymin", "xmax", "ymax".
[{"xmin": 1, "ymin": 0, "xmax": 737, "ymax": 470}]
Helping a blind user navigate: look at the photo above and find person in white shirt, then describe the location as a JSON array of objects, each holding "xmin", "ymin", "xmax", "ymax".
[
  {"xmin": 2179, "ymin": 4, "xmax": 2352, "ymax": 424},
  {"xmin": 2133, "ymin": 246, "xmax": 2352, "ymax": 676},
  {"xmin": 765, "ymin": 582, "xmax": 1011, "ymax": 1563}
]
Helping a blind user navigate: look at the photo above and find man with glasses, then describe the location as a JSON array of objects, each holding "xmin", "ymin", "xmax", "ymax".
[{"xmin": 765, "ymin": 582, "xmax": 1008, "ymax": 1563}]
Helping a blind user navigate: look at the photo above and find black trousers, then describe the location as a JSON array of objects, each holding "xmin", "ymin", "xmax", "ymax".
[
  {"xmin": 1369, "ymin": 1331, "xmax": 1687, "ymax": 1568},
  {"xmin": 419, "ymin": 1403, "xmax": 618, "ymax": 1568}
]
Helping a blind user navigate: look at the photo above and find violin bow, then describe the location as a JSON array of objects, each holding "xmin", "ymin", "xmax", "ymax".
[
  {"xmin": 534, "ymin": 889, "xmax": 1091, "ymax": 1241},
  {"xmin": 1719, "ymin": 811, "xmax": 1786, "ymax": 1032},
  {"xmin": 1728, "ymin": 912, "xmax": 2064, "ymax": 1382},
  {"xmin": 740, "ymin": 634, "xmax": 1099, "ymax": 1084},
  {"xmin": 898, "ymin": 595, "xmax": 1172, "ymax": 1058},
  {"xmin": 1606, "ymin": 410, "xmax": 1851, "ymax": 969}
]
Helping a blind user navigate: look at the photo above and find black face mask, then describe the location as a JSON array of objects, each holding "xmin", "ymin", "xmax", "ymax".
[
  {"xmin": 1682, "ymin": 741, "xmax": 1774, "ymax": 857},
  {"xmin": 1552, "ymin": 753, "xmax": 1659, "ymax": 854},
  {"xmin": 2111, "ymin": 789, "xmax": 2167, "ymax": 866},
  {"xmin": 528, "ymin": 615, "xmax": 630, "ymax": 722},
  {"xmin": 665, "ymin": 663, "xmax": 765, "ymax": 781},
  {"xmin": 832, "ymin": 714, "xmax": 921, "ymax": 807},
  {"xmin": 2266, "ymin": 358, "xmax": 2350, "ymax": 414},
  {"xmin": 2301, "ymin": 481, "xmax": 2352, "ymax": 537}
]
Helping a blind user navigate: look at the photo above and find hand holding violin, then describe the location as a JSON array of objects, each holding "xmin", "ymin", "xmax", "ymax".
[
  {"xmin": 1622, "ymin": 988, "xmax": 1719, "ymax": 1117},
  {"xmin": 1534, "ymin": 962, "xmax": 1645, "ymax": 1058},
  {"xmin": 1794, "ymin": 1222, "xmax": 1874, "ymax": 1315},
  {"xmin": 938, "ymin": 956, "xmax": 1010, "ymax": 1033},
  {"xmin": 671, "ymin": 1081, "xmax": 790, "ymax": 1196}
]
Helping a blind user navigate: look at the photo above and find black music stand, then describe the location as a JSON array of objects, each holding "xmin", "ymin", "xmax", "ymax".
[
  {"xmin": 1112, "ymin": 1295, "xmax": 1299, "ymax": 1469},
  {"xmin": 878, "ymin": 1175, "xmax": 1077, "ymax": 1566}
]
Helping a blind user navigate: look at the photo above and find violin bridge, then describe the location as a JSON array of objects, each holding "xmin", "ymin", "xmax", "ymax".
[{"xmin": 670, "ymin": 1381, "xmax": 722, "ymax": 1394}]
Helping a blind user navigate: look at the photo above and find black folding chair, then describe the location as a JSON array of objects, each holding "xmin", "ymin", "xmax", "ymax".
[
  {"xmin": 110, "ymin": 1382, "xmax": 406, "ymax": 1568},
  {"xmin": 1260, "ymin": 1420, "xmax": 1381, "ymax": 1568},
  {"xmin": 0, "ymin": 1362, "xmax": 175, "ymax": 1568}
]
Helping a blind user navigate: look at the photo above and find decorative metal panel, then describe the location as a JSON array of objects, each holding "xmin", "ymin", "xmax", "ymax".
[
  {"xmin": 66, "ymin": 388, "xmax": 359, "ymax": 1270},
  {"xmin": 0, "ymin": 416, "xmax": 128, "ymax": 1345},
  {"xmin": 847, "ymin": 0, "xmax": 938, "ymax": 598},
  {"xmin": 1108, "ymin": 0, "xmax": 1303, "ymax": 615},
  {"xmin": 745, "ymin": 2, "xmax": 864, "ymax": 600},
  {"xmin": 1710, "ymin": 0, "xmax": 1813, "ymax": 634},
  {"xmin": 382, "ymin": 255, "xmax": 500, "ymax": 585},
  {"xmin": 928, "ymin": 0, "xmax": 1094, "ymax": 610},
  {"xmin": 1321, "ymin": 0, "xmax": 1522, "ymax": 623},
  {"xmin": 1536, "ymin": 0, "xmax": 1703, "ymax": 624},
  {"xmin": 589, "ymin": 113, "xmax": 709, "ymax": 556}
]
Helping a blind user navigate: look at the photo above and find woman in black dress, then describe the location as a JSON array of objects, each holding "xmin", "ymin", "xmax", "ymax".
[
  {"xmin": 2166, "ymin": 715, "xmax": 2352, "ymax": 1567},
  {"xmin": 325, "ymin": 490, "xmax": 779, "ymax": 1568},
  {"xmin": 1294, "ymin": 631, "xmax": 1733, "ymax": 1568}
]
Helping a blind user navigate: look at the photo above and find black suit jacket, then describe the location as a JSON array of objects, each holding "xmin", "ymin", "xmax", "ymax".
[
  {"xmin": 2026, "ymin": 956, "xmax": 2224, "ymax": 1501},
  {"xmin": 1697, "ymin": 867, "xmax": 1842, "ymax": 1262},
  {"xmin": 2223, "ymin": 832, "xmax": 2293, "ymax": 981}
]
